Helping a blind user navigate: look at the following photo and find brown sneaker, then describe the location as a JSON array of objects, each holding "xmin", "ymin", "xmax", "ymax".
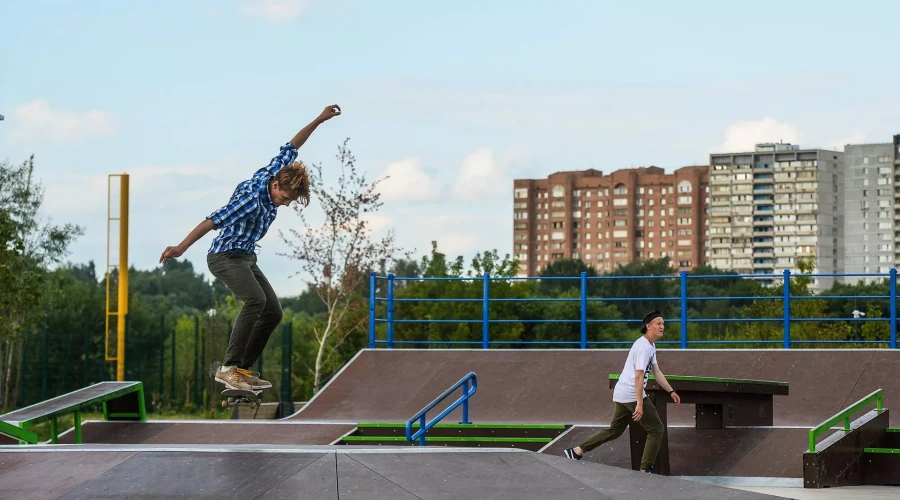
[
  {"xmin": 215, "ymin": 366, "xmax": 253, "ymax": 391},
  {"xmin": 236, "ymin": 368, "xmax": 272, "ymax": 390}
]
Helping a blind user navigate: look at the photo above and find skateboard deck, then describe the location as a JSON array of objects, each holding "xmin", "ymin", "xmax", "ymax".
[{"xmin": 221, "ymin": 388, "xmax": 262, "ymax": 409}]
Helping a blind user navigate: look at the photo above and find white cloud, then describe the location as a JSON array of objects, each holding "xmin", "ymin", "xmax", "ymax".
[
  {"xmin": 363, "ymin": 213, "xmax": 393, "ymax": 234},
  {"xmin": 41, "ymin": 163, "xmax": 223, "ymax": 215},
  {"xmin": 430, "ymin": 231, "xmax": 478, "ymax": 256},
  {"xmin": 452, "ymin": 148, "xmax": 509, "ymax": 202},
  {"xmin": 240, "ymin": 0, "xmax": 308, "ymax": 21},
  {"xmin": 10, "ymin": 99, "xmax": 118, "ymax": 143},
  {"xmin": 376, "ymin": 158, "xmax": 442, "ymax": 202},
  {"xmin": 713, "ymin": 117, "xmax": 800, "ymax": 153}
]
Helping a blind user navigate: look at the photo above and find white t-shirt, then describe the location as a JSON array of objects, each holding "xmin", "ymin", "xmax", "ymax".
[{"xmin": 612, "ymin": 335, "xmax": 657, "ymax": 404}]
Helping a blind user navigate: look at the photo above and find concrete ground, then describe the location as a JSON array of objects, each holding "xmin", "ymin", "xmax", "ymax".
[{"xmin": 681, "ymin": 477, "xmax": 899, "ymax": 499}]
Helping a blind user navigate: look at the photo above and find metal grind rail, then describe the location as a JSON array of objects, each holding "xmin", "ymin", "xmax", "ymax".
[{"xmin": 406, "ymin": 372, "xmax": 477, "ymax": 446}]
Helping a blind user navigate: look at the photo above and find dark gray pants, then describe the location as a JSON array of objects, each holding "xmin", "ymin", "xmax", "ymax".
[
  {"xmin": 578, "ymin": 396, "xmax": 664, "ymax": 471},
  {"xmin": 207, "ymin": 250, "xmax": 283, "ymax": 369}
]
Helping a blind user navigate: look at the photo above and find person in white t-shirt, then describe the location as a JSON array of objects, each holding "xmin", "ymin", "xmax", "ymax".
[{"xmin": 563, "ymin": 310, "xmax": 681, "ymax": 473}]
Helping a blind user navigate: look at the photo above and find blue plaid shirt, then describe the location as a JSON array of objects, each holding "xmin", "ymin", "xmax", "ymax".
[{"xmin": 207, "ymin": 142, "xmax": 298, "ymax": 254}]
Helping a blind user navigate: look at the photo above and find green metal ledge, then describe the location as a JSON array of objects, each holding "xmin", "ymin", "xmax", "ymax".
[
  {"xmin": 358, "ymin": 423, "xmax": 566, "ymax": 429},
  {"xmin": 344, "ymin": 436, "xmax": 553, "ymax": 443},
  {"xmin": 0, "ymin": 381, "xmax": 146, "ymax": 445},
  {"xmin": 864, "ymin": 448, "xmax": 900, "ymax": 454},
  {"xmin": 808, "ymin": 388, "xmax": 884, "ymax": 453},
  {"xmin": 0, "ymin": 419, "xmax": 38, "ymax": 444}
]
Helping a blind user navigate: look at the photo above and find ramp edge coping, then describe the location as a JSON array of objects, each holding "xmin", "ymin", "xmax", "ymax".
[{"xmin": 608, "ymin": 374, "xmax": 789, "ymax": 387}]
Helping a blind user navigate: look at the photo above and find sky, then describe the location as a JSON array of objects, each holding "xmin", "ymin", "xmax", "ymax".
[{"xmin": 1, "ymin": 0, "xmax": 898, "ymax": 296}]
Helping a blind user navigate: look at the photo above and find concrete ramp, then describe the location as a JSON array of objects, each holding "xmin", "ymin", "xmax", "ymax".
[
  {"xmin": 56, "ymin": 421, "xmax": 353, "ymax": 446},
  {"xmin": 288, "ymin": 349, "xmax": 900, "ymax": 427},
  {"xmin": 0, "ymin": 445, "xmax": 783, "ymax": 500}
]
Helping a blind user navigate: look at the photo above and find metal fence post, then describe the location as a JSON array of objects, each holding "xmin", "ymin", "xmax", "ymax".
[
  {"xmin": 891, "ymin": 268, "xmax": 897, "ymax": 349},
  {"xmin": 83, "ymin": 311, "xmax": 90, "ymax": 388},
  {"xmin": 193, "ymin": 315, "xmax": 199, "ymax": 407},
  {"xmin": 680, "ymin": 271, "xmax": 688, "ymax": 349},
  {"xmin": 580, "ymin": 272, "xmax": 587, "ymax": 349},
  {"xmin": 369, "ymin": 271, "xmax": 376, "ymax": 349},
  {"xmin": 279, "ymin": 322, "xmax": 292, "ymax": 417},
  {"xmin": 783, "ymin": 269, "xmax": 791, "ymax": 349},
  {"xmin": 170, "ymin": 324, "xmax": 176, "ymax": 403},
  {"xmin": 482, "ymin": 272, "xmax": 490, "ymax": 349},
  {"xmin": 158, "ymin": 316, "xmax": 164, "ymax": 397},
  {"xmin": 42, "ymin": 319, "xmax": 48, "ymax": 401},
  {"xmin": 387, "ymin": 273, "xmax": 395, "ymax": 349}
]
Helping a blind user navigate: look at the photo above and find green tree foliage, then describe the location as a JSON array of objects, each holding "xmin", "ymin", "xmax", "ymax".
[
  {"xmin": 0, "ymin": 156, "xmax": 84, "ymax": 410},
  {"xmin": 387, "ymin": 242, "xmax": 525, "ymax": 347},
  {"xmin": 738, "ymin": 256, "xmax": 851, "ymax": 346}
]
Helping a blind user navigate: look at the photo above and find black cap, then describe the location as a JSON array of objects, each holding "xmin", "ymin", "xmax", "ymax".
[{"xmin": 641, "ymin": 310, "xmax": 662, "ymax": 334}]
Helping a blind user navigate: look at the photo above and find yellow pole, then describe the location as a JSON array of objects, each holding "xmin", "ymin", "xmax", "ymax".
[{"xmin": 117, "ymin": 174, "xmax": 129, "ymax": 381}]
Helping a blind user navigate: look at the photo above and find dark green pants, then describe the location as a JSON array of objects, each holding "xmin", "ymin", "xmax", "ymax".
[
  {"xmin": 207, "ymin": 250, "xmax": 283, "ymax": 369},
  {"xmin": 578, "ymin": 396, "xmax": 664, "ymax": 471}
]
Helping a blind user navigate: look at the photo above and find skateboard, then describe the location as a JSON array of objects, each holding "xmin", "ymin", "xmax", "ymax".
[{"xmin": 221, "ymin": 388, "xmax": 262, "ymax": 409}]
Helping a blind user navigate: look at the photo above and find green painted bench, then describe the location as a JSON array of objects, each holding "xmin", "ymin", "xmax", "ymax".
[{"xmin": 0, "ymin": 381, "xmax": 146, "ymax": 444}]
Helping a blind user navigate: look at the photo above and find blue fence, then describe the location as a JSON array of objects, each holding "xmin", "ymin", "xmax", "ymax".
[{"xmin": 367, "ymin": 269, "xmax": 899, "ymax": 350}]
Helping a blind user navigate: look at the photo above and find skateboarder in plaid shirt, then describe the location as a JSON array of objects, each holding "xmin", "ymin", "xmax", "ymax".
[
  {"xmin": 564, "ymin": 310, "xmax": 681, "ymax": 473},
  {"xmin": 160, "ymin": 104, "xmax": 342, "ymax": 392}
]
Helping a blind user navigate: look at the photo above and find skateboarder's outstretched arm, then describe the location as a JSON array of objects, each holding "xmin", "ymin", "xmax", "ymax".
[
  {"xmin": 290, "ymin": 105, "xmax": 341, "ymax": 149},
  {"xmin": 159, "ymin": 219, "xmax": 216, "ymax": 264},
  {"xmin": 158, "ymin": 105, "xmax": 343, "ymax": 265},
  {"xmin": 651, "ymin": 364, "xmax": 681, "ymax": 405}
]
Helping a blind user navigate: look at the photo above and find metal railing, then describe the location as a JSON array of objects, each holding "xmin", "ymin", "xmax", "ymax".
[
  {"xmin": 807, "ymin": 388, "xmax": 884, "ymax": 453},
  {"xmin": 368, "ymin": 269, "xmax": 899, "ymax": 349},
  {"xmin": 405, "ymin": 372, "xmax": 477, "ymax": 446}
]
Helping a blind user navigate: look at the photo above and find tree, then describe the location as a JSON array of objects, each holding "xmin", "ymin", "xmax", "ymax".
[
  {"xmin": 390, "ymin": 241, "xmax": 525, "ymax": 348},
  {"xmin": 537, "ymin": 258, "xmax": 597, "ymax": 296},
  {"xmin": 0, "ymin": 156, "xmax": 83, "ymax": 410},
  {"xmin": 280, "ymin": 139, "xmax": 410, "ymax": 393}
]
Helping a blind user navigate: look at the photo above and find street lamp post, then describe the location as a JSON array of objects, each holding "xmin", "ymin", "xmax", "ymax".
[{"xmin": 852, "ymin": 309, "xmax": 866, "ymax": 340}]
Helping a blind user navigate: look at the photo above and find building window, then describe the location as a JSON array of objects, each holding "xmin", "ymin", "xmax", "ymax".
[
  {"xmin": 514, "ymin": 188, "xmax": 528, "ymax": 199},
  {"xmin": 552, "ymin": 185, "xmax": 565, "ymax": 198},
  {"xmin": 614, "ymin": 183, "xmax": 627, "ymax": 195}
]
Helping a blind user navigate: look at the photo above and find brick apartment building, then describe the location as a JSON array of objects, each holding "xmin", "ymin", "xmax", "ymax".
[{"xmin": 512, "ymin": 166, "xmax": 710, "ymax": 277}]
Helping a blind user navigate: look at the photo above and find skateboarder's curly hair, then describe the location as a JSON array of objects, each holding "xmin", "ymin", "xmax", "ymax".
[{"xmin": 274, "ymin": 161, "xmax": 311, "ymax": 207}]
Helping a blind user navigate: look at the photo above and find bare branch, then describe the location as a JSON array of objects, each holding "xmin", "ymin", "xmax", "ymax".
[{"xmin": 277, "ymin": 138, "xmax": 412, "ymax": 393}]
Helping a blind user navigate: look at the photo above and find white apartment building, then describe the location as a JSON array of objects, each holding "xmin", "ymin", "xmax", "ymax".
[
  {"xmin": 843, "ymin": 142, "xmax": 896, "ymax": 283},
  {"xmin": 708, "ymin": 143, "xmax": 843, "ymax": 291}
]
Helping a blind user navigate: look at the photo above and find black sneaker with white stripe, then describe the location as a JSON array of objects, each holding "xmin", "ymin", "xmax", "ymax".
[{"xmin": 563, "ymin": 448, "xmax": 582, "ymax": 460}]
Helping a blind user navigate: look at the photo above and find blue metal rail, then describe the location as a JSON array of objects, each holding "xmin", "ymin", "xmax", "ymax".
[
  {"xmin": 406, "ymin": 372, "xmax": 477, "ymax": 446},
  {"xmin": 369, "ymin": 269, "xmax": 899, "ymax": 350}
]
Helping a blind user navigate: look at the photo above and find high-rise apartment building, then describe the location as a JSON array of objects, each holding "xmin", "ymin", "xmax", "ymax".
[
  {"xmin": 512, "ymin": 166, "xmax": 709, "ymax": 278},
  {"xmin": 894, "ymin": 135, "xmax": 900, "ymax": 266},
  {"xmin": 843, "ymin": 142, "xmax": 896, "ymax": 283},
  {"xmin": 708, "ymin": 143, "xmax": 843, "ymax": 290}
]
